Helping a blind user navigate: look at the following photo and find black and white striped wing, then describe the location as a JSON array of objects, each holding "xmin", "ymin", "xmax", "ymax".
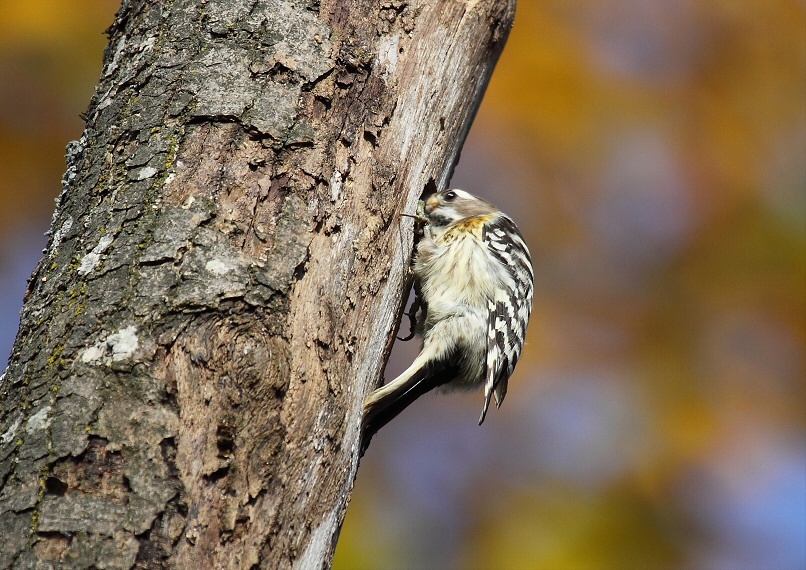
[{"xmin": 479, "ymin": 214, "xmax": 534, "ymax": 424}]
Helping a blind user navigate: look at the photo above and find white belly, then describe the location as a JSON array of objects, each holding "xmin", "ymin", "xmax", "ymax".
[
  {"xmin": 413, "ymin": 233, "xmax": 497, "ymax": 385},
  {"xmin": 415, "ymin": 233, "xmax": 499, "ymax": 309}
]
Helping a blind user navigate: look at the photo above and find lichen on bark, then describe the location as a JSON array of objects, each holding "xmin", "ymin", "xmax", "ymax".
[{"xmin": 0, "ymin": 0, "xmax": 515, "ymax": 567}]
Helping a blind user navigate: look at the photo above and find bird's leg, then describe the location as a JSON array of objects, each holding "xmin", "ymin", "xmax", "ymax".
[{"xmin": 397, "ymin": 281, "xmax": 423, "ymax": 341}]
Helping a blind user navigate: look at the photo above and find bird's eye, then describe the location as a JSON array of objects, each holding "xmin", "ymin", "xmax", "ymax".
[{"xmin": 444, "ymin": 191, "xmax": 457, "ymax": 201}]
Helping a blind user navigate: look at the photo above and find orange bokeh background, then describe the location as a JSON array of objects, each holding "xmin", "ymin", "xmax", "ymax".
[{"xmin": 1, "ymin": 2, "xmax": 803, "ymax": 568}]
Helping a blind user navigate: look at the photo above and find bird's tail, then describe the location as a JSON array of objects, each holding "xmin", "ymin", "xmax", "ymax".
[{"xmin": 361, "ymin": 346, "xmax": 458, "ymax": 454}]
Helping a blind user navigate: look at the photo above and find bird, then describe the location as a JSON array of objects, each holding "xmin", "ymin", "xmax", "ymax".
[{"xmin": 362, "ymin": 189, "xmax": 534, "ymax": 451}]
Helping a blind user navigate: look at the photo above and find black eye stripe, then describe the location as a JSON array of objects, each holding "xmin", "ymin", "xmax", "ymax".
[{"xmin": 428, "ymin": 213, "xmax": 453, "ymax": 227}]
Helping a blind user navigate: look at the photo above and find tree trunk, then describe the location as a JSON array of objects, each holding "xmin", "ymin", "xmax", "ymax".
[{"xmin": 0, "ymin": 0, "xmax": 515, "ymax": 567}]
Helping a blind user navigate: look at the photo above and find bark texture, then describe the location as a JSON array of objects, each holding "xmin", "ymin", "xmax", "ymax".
[{"xmin": 0, "ymin": 0, "xmax": 515, "ymax": 568}]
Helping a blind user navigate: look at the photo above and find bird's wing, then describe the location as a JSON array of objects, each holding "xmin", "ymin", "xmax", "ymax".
[{"xmin": 479, "ymin": 215, "xmax": 535, "ymax": 424}]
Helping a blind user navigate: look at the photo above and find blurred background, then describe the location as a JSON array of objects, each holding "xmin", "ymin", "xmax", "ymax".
[{"xmin": 1, "ymin": 1, "xmax": 804, "ymax": 568}]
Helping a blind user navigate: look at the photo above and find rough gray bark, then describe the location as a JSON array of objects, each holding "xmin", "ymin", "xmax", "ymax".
[{"xmin": 0, "ymin": 0, "xmax": 515, "ymax": 568}]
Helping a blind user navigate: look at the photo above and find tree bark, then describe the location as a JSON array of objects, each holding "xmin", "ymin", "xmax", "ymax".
[{"xmin": 0, "ymin": 0, "xmax": 515, "ymax": 568}]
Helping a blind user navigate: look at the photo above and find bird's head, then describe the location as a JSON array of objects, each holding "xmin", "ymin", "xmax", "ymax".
[{"xmin": 423, "ymin": 189, "xmax": 498, "ymax": 233}]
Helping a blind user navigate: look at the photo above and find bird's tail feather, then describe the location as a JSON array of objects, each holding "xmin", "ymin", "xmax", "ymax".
[{"xmin": 361, "ymin": 347, "xmax": 458, "ymax": 454}]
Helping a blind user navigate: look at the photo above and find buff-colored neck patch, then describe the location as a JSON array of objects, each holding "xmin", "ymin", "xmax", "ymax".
[{"xmin": 437, "ymin": 214, "xmax": 494, "ymax": 243}]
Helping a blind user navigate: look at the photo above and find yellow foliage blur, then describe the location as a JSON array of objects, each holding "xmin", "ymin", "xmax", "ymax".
[
  {"xmin": 0, "ymin": 0, "xmax": 119, "ymax": 237},
  {"xmin": 337, "ymin": 2, "xmax": 805, "ymax": 569},
  {"xmin": 0, "ymin": 1, "xmax": 803, "ymax": 568}
]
